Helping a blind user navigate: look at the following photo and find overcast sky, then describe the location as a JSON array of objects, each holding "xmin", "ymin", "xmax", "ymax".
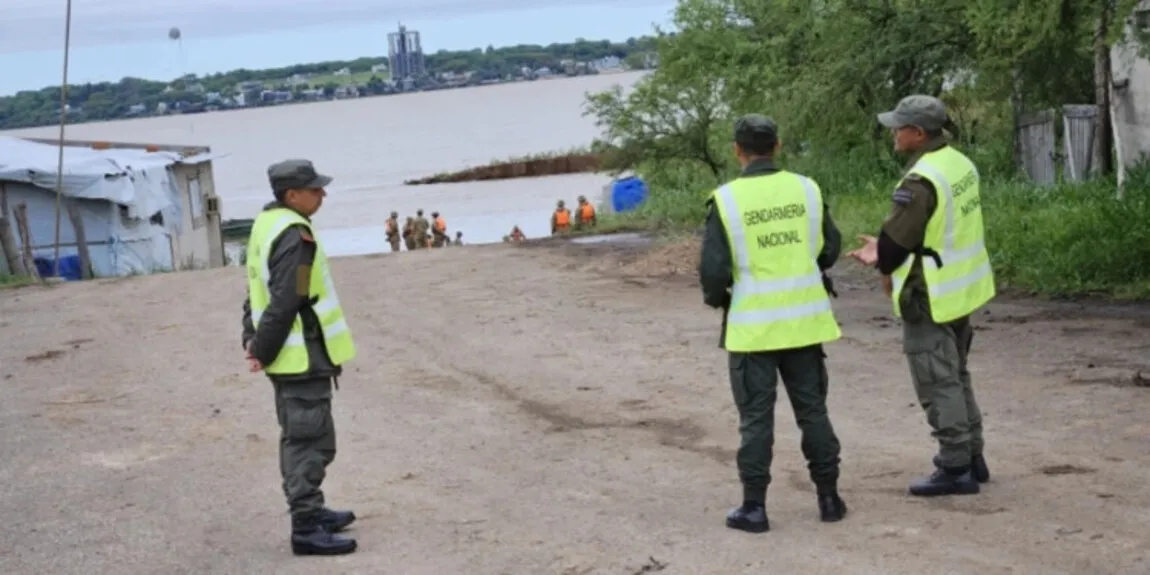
[{"xmin": 0, "ymin": 0, "xmax": 675, "ymax": 95}]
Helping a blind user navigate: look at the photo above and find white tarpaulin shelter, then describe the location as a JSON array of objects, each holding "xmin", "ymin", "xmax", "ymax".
[
  {"xmin": 0, "ymin": 136, "xmax": 217, "ymax": 276},
  {"xmin": 1111, "ymin": 0, "xmax": 1150, "ymax": 185}
]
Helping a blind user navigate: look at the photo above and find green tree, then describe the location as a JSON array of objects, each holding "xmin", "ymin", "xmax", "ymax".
[{"xmin": 586, "ymin": 0, "xmax": 1146, "ymax": 183}]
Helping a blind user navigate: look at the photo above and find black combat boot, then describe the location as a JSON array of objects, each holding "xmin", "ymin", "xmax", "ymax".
[
  {"xmin": 817, "ymin": 492, "xmax": 847, "ymax": 522},
  {"xmin": 725, "ymin": 501, "xmax": 769, "ymax": 533},
  {"xmin": 934, "ymin": 453, "xmax": 990, "ymax": 483},
  {"xmin": 908, "ymin": 468, "xmax": 980, "ymax": 497},
  {"xmin": 317, "ymin": 508, "xmax": 356, "ymax": 532},
  {"xmin": 291, "ymin": 515, "xmax": 358, "ymax": 556}
]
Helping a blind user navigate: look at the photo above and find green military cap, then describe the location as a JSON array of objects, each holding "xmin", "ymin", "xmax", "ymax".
[
  {"xmin": 267, "ymin": 159, "xmax": 333, "ymax": 192},
  {"xmin": 733, "ymin": 114, "xmax": 778, "ymax": 142},
  {"xmin": 878, "ymin": 95, "xmax": 948, "ymax": 131}
]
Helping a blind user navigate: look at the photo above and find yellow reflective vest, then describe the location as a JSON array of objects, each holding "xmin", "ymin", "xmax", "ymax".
[
  {"xmin": 245, "ymin": 208, "xmax": 356, "ymax": 374},
  {"xmin": 711, "ymin": 172, "xmax": 841, "ymax": 352},
  {"xmin": 890, "ymin": 146, "xmax": 996, "ymax": 323}
]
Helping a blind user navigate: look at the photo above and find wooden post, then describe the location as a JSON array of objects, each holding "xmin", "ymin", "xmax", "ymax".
[
  {"xmin": 13, "ymin": 203, "xmax": 41, "ymax": 282},
  {"xmin": 0, "ymin": 183, "xmax": 27, "ymax": 276},
  {"xmin": 65, "ymin": 199, "xmax": 92, "ymax": 279}
]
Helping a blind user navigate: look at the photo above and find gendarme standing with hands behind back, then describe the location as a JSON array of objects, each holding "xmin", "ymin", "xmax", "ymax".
[
  {"xmin": 241, "ymin": 159, "xmax": 359, "ymax": 556},
  {"xmin": 848, "ymin": 95, "xmax": 996, "ymax": 497},
  {"xmin": 699, "ymin": 114, "xmax": 847, "ymax": 534}
]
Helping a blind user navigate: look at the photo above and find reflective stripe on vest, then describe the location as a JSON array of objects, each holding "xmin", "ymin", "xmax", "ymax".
[
  {"xmin": 246, "ymin": 209, "xmax": 356, "ymax": 374},
  {"xmin": 712, "ymin": 172, "xmax": 841, "ymax": 352},
  {"xmin": 890, "ymin": 146, "xmax": 996, "ymax": 323}
]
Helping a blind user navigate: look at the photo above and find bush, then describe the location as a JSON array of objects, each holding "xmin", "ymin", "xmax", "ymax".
[{"xmin": 603, "ymin": 154, "xmax": 1150, "ymax": 299}]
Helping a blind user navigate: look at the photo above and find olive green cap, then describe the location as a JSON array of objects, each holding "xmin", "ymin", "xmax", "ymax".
[
  {"xmin": 878, "ymin": 95, "xmax": 949, "ymax": 131},
  {"xmin": 733, "ymin": 114, "xmax": 778, "ymax": 151}
]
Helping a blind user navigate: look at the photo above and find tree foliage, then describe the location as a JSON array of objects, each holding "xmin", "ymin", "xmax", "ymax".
[
  {"xmin": 0, "ymin": 37, "xmax": 658, "ymax": 130},
  {"xmin": 585, "ymin": 0, "xmax": 1145, "ymax": 184}
]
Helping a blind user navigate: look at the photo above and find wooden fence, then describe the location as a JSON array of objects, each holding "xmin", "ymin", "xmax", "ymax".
[{"xmin": 1015, "ymin": 104, "xmax": 1101, "ymax": 185}]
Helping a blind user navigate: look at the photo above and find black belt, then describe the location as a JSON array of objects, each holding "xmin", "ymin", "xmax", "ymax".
[{"xmin": 917, "ymin": 246, "xmax": 943, "ymax": 268}]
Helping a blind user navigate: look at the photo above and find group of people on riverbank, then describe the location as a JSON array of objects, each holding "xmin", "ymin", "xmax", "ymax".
[
  {"xmin": 550, "ymin": 195, "xmax": 598, "ymax": 235},
  {"xmin": 384, "ymin": 209, "xmax": 463, "ymax": 252},
  {"xmin": 379, "ymin": 195, "xmax": 596, "ymax": 251}
]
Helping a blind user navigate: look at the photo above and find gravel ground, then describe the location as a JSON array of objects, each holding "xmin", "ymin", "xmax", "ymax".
[{"xmin": 1, "ymin": 239, "xmax": 1148, "ymax": 575}]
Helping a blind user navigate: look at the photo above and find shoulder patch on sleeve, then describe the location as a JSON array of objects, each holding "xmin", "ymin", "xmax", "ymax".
[
  {"xmin": 298, "ymin": 229, "xmax": 315, "ymax": 243},
  {"xmin": 892, "ymin": 188, "xmax": 914, "ymax": 205}
]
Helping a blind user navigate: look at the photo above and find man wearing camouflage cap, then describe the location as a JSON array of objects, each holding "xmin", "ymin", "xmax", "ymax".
[
  {"xmin": 849, "ymin": 95, "xmax": 995, "ymax": 497},
  {"xmin": 412, "ymin": 209, "xmax": 430, "ymax": 249},
  {"xmin": 241, "ymin": 159, "xmax": 359, "ymax": 555},
  {"xmin": 698, "ymin": 114, "xmax": 848, "ymax": 533}
]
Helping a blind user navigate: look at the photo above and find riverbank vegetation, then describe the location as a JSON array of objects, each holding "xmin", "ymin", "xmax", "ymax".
[
  {"xmin": 584, "ymin": 0, "xmax": 1150, "ymax": 298},
  {"xmin": 0, "ymin": 273, "xmax": 35, "ymax": 289},
  {"xmin": 404, "ymin": 147, "xmax": 600, "ymax": 184}
]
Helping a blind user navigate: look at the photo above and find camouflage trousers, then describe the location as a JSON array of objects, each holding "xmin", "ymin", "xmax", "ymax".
[
  {"xmin": 272, "ymin": 378, "xmax": 337, "ymax": 519},
  {"xmin": 902, "ymin": 312, "xmax": 985, "ymax": 469}
]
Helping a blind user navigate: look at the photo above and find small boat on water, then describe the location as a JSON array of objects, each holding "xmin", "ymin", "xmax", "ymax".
[{"xmin": 221, "ymin": 218, "xmax": 254, "ymax": 240}]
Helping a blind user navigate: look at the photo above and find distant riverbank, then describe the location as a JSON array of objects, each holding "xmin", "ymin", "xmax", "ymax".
[{"xmin": 0, "ymin": 34, "xmax": 657, "ymax": 130}]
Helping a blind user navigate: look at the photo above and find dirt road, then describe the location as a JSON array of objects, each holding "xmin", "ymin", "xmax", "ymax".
[{"xmin": 2, "ymin": 238, "xmax": 1149, "ymax": 575}]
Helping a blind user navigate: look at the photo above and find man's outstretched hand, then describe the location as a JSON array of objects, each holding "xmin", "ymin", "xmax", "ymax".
[
  {"xmin": 245, "ymin": 341, "xmax": 263, "ymax": 373},
  {"xmin": 848, "ymin": 235, "xmax": 878, "ymax": 267}
]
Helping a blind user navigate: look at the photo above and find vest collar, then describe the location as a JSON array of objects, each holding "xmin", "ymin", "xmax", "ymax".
[
  {"xmin": 903, "ymin": 137, "xmax": 949, "ymax": 172},
  {"xmin": 263, "ymin": 201, "xmax": 311, "ymax": 221},
  {"xmin": 740, "ymin": 157, "xmax": 779, "ymax": 177}
]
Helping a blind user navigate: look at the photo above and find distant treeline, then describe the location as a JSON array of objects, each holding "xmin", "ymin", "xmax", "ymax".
[{"xmin": 0, "ymin": 36, "xmax": 658, "ymax": 130}]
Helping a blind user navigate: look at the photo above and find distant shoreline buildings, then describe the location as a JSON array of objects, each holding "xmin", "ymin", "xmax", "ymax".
[
  {"xmin": 388, "ymin": 23, "xmax": 426, "ymax": 82},
  {"xmin": 1, "ymin": 24, "xmax": 660, "ymax": 129}
]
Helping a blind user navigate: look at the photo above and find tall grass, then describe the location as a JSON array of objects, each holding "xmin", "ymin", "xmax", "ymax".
[
  {"xmin": 601, "ymin": 152, "xmax": 1150, "ymax": 299},
  {"xmin": 0, "ymin": 274, "xmax": 35, "ymax": 289}
]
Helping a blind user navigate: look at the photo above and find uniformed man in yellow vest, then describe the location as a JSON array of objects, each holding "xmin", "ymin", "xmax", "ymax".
[
  {"xmin": 241, "ymin": 159, "xmax": 359, "ymax": 555},
  {"xmin": 698, "ymin": 114, "xmax": 847, "ymax": 533},
  {"xmin": 849, "ymin": 95, "xmax": 994, "ymax": 497}
]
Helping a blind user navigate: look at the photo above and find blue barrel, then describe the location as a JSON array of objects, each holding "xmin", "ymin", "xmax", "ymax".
[
  {"xmin": 610, "ymin": 176, "xmax": 648, "ymax": 213},
  {"xmin": 57, "ymin": 255, "xmax": 83, "ymax": 281},
  {"xmin": 31, "ymin": 255, "xmax": 83, "ymax": 280},
  {"xmin": 33, "ymin": 257, "xmax": 54, "ymax": 278}
]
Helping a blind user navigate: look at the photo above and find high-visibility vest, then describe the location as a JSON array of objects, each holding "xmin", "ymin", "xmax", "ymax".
[
  {"xmin": 711, "ymin": 172, "xmax": 841, "ymax": 352},
  {"xmin": 245, "ymin": 208, "xmax": 356, "ymax": 374},
  {"xmin": 554, "ymin": 209, "xmax": 570, "ymax": 227},
  {"xmin": 890, "ymin": 146, "xmax": 996, "ymax": 323},
  {"xmin": 434, "ymin": 216, "xmax": 446, "ymax": 233},
  {"xmin": 579, "ymin": 203, "xmax": 595, "ymax": 222}
]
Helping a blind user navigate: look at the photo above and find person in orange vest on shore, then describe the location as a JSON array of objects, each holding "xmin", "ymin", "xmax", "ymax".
[
  {"xmin": 431, "ymin": 211, "xmax": 448, "ymax": 247},
  {"xmin": 385, "ymin": 211, "xmax": 401, "ymax": 252},
  {"xmin": 575, "ymin": 195, "xmax": 597, "ymax": 230},
  {"xmin": 503, "ymin": 226, "xmax": 527, "ymax": 243},
  {"xmin": 551, "ymin": 200, "xmax": 572, "ymax": 235}
]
